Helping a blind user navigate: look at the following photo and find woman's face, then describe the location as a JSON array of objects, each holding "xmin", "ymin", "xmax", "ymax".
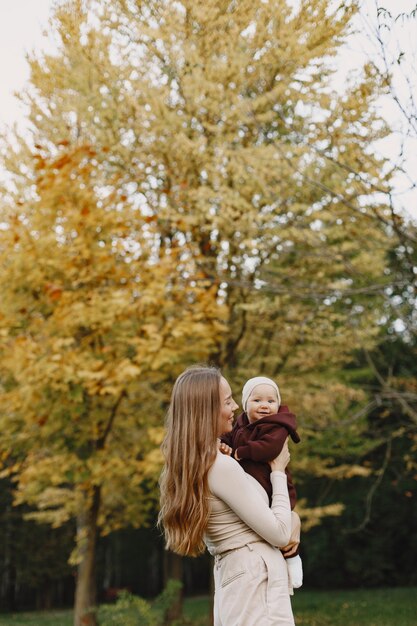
[{"xmin": 218, "ymin": 376, "xmax": 239, "ymax": 437}]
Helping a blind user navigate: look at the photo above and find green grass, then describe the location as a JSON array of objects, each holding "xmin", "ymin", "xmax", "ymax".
[
  {"xmin": 0, "ymin": 610, "xmax": 72, "ymax": 626},
  {"xmin": 183, "ymin": 587, "xmax": 417, "ymax": 626},
  {"xmin": 0, "ymin": 588, "xmax": 416, "ymax": 625},
  {"xmin": 291, "ymin": 587, "xmax": 417, "ymax": 626}
]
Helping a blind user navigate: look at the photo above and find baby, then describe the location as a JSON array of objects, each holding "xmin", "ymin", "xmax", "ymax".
[{"xmin": 221, "ymin": 376, "xmax": 303, "ymax": 590}]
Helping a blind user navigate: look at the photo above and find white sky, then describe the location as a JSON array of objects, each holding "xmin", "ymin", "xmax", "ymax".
[
  {"xmin": 0, "ymin": 0, "xmax": 416, "ymax": 220},
  {"xmin": 0, "ymin": 0, "xmax": 53, "ymax": 127}
]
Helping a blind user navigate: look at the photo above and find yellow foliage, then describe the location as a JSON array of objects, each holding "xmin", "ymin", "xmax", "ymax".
[
  {"xmin": 0, "ymin": 143, "xmax": 225, "ymax": 536},
  {"xmin": 0, "ymin": 0, "xmax": 397, "ymax": 548},
  {"xmin": 296, "ymin": 499, "xmax": 346, "ymax": 532}
]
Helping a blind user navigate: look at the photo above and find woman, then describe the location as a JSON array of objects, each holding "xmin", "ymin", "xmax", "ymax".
[{"xmin": 158, "ymin": 365, "xmax": 296, "ymax": 625}]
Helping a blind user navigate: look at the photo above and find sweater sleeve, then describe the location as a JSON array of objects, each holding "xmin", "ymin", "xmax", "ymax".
[
  {"xmin": 208, "ymin": 454, "xmax": 292, "ymax": 547},
  {"xmin": 286, "ymin": 466, "xmax": 297, "ymax": 509},
  {"xmin": 236, "ymin": 427, "xmax": 288, "ymax": 462}
]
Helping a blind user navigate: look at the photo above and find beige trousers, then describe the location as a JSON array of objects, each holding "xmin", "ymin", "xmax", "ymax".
[{"xmin": 213, "ymin": 542, "xmax": 295, "ymax": 626}]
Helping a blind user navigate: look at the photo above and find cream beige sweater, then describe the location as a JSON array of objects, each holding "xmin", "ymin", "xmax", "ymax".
[{"xmin": 205, "ymin": 452, "xmax": 292, "ymax": 556}]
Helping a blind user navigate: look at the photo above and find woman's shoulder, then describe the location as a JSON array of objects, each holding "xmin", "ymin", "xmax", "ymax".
[
  {"xmin": 213, "ymin": 451, "xmax": 236, "ymax": 467},
  {"xmin": 210, "ymin": 452, "xmax": 237, "ymax": 473},
  {"xmin": 214, "ymin": 451, "xmax": 237, "ymax": 466},
  {"xmin": 208, "ymin": 454, "xmax": 270, "ymax": 506},
  {"xmin": 209, "ymin": 452, "xmax": 242, "ymax": 478}
]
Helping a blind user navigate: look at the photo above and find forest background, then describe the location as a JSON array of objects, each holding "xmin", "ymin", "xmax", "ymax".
[{"xmin": 0, "ymin": 1, "xmax": 416, "ymax": 625}]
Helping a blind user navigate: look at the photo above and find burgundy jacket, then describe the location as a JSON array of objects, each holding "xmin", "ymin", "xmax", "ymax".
[{"xmin": 221, "ymin": 405, "xmax": 300, "ymax": 507}]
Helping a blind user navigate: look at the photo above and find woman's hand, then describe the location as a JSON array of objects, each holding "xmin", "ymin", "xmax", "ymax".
[{"xmin": 269, "ymin": 439, "xmax": 290, "ymax": 472}]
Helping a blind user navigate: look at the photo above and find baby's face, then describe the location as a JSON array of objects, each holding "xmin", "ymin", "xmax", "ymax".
[{"xmin": 246, "ymin": 384, "xmax": 279, "ymax": 423}]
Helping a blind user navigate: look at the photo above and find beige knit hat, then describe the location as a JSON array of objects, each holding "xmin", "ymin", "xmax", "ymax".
[{"xmin": 242, "ymin": 376, "xmax": 281, "ymax": 412}]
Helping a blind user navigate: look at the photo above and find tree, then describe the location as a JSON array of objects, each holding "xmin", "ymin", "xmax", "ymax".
[
  {"xmin": 0, "ymin": 0, "xmax": 403, "ymax": 615},
  {"xmin": 4, "ymin": 0, "xmax": 393, "ymax": 367},
  {"xmin": 0, "ymin": 144, "xmax": 224, "ymax": 625},
  {"xmin": 97, "ymin": 0, "xmax": 393, "ymax": 405},
  {"xmin": 344, "ymin": 1, "xmax": 417, "ymax": 511},
  {"xmin": 0, "ymin": 478, "xmax": 74, "ymax": 611}
]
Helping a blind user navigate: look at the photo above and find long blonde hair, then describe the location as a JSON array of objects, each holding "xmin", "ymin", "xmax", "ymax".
[{"xmin": 158, "ymin": 365, "xmax": 221, "ymax": 556}]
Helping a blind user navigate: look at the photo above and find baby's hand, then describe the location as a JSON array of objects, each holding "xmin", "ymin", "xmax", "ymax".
[{"xmin": 218, "ymin": 441, "xmax": 233, "ymax": 456}]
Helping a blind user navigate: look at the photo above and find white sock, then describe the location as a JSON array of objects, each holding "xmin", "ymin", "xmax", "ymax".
[{"xmin": 286, "ymin": 555, "xmax": 303, "ymax": 589}]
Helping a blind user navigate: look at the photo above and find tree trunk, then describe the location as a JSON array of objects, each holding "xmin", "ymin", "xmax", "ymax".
[
  {"xmin": 163, "ymin": 551, "xmax": 183, "ymax": 624},
  {"xmin": 74, "ymin": 487, "xmax": 100, "ymax": 626},
  {"xmin": 2, "ymin": 503, "xmax": 16, "ymax": 611}
]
